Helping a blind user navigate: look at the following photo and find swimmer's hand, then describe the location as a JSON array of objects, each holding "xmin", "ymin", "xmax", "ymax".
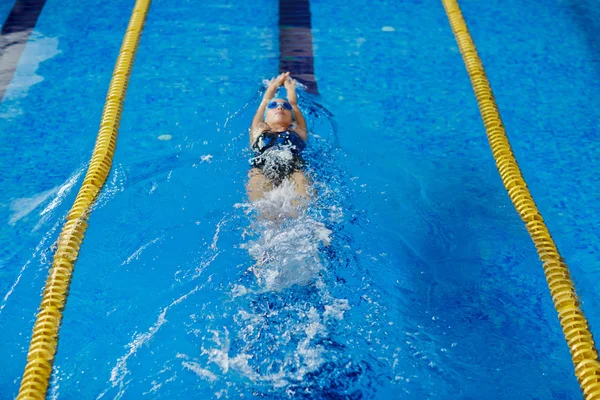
[
  {"xmin": 266, "ymin": 72, "xmax": 290, "ymax": 95},
  {"xmin": 284, "ymin": 76, "xmax": 298, "ymax": 105},
  {"xmin": 283, "ymin": 75, "xmax": 306, "ymax": 139}
]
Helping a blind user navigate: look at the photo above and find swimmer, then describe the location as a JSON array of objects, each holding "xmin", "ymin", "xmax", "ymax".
[{"xmin": 246, "ymin": 72, "xmax": 310, "ymax": 204}]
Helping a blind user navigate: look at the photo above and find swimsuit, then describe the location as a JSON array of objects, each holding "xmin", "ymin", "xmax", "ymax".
[{"xmin": 251, "ymin": 130, "xmax": 306, "ymax": 183}]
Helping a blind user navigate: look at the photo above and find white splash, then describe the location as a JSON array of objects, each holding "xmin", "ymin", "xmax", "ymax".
[
  {"xmin": 323, "ymin": 299, "xmax": 351, "ymax": 321},
  {"xmin": 9, "ymin": 165, "xmax": 83, "ymax": 227},
  {"xmin": 211, "ymin": 217, "xmax": 228, "ymax": 251},
  {"xmin": 98, "ymin": 285, "xmax": 202, "ymax": 400},
  {"xmin": 241, "ymin": 180, "xmax": 331, "ymax": 291},
  {"xmin": 202, "ymin": 328, "xmax": 260, "ymax": 381},
  {"xmin": 121, "ymin": 236, "xmax": 162, "ymax": 266},
  {"xmin": 35, "ymin": 167, "xmax": 84, "ymax": 230},
  {"xmin": 94, "ymin": 163, "xmax": 126, "ymax": 209},
  {"xmin": 0, "ymin": 219, "xmax": 62, "ymax": 314},
  {"xmin": 244, "ymin": 216, "xmax": 330, "ymax": 291},
  {"xmin": 185, "ymin": 170, "xmax": 349, "ymax": 393},
  {"xmin": 8, "ymin": 187, "xmax": 59, "ymax": 225},
  {"xmin": 200, "ymin": 297, "xmax": 349, "ymax": 390},
  {"xmin": 182, "ymin": 361, "xmax": 218, "ymax": 382}
]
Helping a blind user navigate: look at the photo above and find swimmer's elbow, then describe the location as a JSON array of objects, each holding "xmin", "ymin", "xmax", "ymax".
[{"xmin": 296, "ymin": 127, "xmax": 308, "ymax": 141}]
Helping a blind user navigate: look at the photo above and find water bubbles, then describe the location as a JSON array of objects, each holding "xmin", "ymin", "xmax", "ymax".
[
  {"xmin": 231, "ymin": 284, "xmax": 249, "ymax": 298},
  {"xmin": 243, "ymin": 210, "xmax": 328, "ymax": 290},
  {"xmin": 253, "ymin": 147, "xmax": 297, "ymax": 185},
  {"xmin": 323, "ymin": 299, "xmax": 350, "ymax": 320}
]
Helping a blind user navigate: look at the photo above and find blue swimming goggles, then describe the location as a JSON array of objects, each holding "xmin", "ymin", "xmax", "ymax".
[{"xmin": 267, "ymin": 100, "xmax": 293, "ymax": 110}]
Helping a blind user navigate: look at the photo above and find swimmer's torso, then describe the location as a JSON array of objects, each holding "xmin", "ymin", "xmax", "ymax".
[
  {"xmin": 252, "ymin": 130, "xmax": 306, "ymax": 155},
  {"xmin": 251, "ymin": 130, "xmax": 306, "ymax": 183}
]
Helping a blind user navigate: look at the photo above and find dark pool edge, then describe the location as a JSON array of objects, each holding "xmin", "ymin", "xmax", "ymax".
[{"xmin": 0, "ymin": 0, "xmax": 47, "ymax": 102}]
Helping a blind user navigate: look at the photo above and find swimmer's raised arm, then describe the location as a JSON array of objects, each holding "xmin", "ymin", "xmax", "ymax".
[
  {"xmin": 284, "ymin": 76, "xmax": 307, "ymax": 141},
  {"xmin": 251, "ymin": 72, "xmax": 289, "ymax": 132}
]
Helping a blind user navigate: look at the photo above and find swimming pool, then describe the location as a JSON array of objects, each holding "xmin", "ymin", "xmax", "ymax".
[{"xmin": 1, "ymin": 0, "xmax": 599, "ymax": 398}]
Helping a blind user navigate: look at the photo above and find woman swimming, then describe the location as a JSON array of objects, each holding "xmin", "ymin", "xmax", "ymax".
[{"xmin": 246, "ymin": 72, "xmax": 310, "ymax": 203}]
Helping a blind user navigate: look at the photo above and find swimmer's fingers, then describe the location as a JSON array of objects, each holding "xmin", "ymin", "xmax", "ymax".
[
  {"xmin": 275, "ymin": 72, "xmax": 289, "ymax": 86},
  {"xmin": 266, "ymin": 77, "xmax": 277, "ymax": 90},
  {"xmin": 266, "ymin": 72, "xmax": 290, "ymax": 93},
  {"xmin": 284, "ymin": 76, "xmax": 297, "ymax": 88}
]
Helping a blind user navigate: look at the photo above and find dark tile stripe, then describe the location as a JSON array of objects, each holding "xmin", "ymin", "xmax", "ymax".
[
  {"xmin": 279, "ymin": 0, "xmax": 318, "ymax": 93},
  {"xmin": 0, "ymin": 0, "xmax": 47, "ymax": 102}
]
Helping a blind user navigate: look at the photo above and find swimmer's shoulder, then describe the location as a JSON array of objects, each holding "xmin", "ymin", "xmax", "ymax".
[
  {"xmin": 289, "ymin": 123, "xmax": 307, "ymax": 142},
  {"xmin": 250, "ymin": 122, "xmax": 270, "ymax": 144}
]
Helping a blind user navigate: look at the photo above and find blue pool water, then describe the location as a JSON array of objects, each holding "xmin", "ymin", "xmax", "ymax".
[{"xmin": 1, "ymin": 0, "xmax": 600, "ymax": 398}]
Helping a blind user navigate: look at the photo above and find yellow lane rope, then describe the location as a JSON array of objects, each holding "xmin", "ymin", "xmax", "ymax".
[
  {"xmin": 441, "ymin": 0, "xmax": 600, "ymax": 398},
  {"xmin": 17, "ymin": 0, "xmax": 151, "ymax": 398}
]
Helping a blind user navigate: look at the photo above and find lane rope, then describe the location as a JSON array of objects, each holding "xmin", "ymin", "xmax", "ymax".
[
  {"xmin": 441, "ymin": 0, "xmax": 600, "ymax": 398},
  {"xmin": 17, "ymin": 0, "xmax": 151, "ymax": 398}
]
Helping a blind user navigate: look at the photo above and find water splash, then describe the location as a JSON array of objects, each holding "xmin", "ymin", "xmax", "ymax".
[
  {"xmin": 8, "ymin": 186, "xmax": 59, "ymax": 226},
  {"xmin": 99, "ymin": 283, "xmax": 207, "ymax": 399},
  {"xmin": 251, "ymin": 147, "xmax": 298, "ymax": 186},
  {"xmin": 239, "ymin": 179, "xmax": 331, "ymax": 291},
  {"xmin": 0, "ymin": 219, "xmax": 61, "ymax": 314},
  {"xmin": 120, "ymin": 236, "xmax": 163, "ymax": 266},
  {"xmin": 185, "ymin": 175, "xmax": 358, "ymax": 397}
]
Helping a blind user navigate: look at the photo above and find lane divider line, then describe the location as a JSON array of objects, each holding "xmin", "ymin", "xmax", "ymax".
[
  {"xmin": 17, "ymin": 0, "xmax": 151, "ymax": 398},
  {"xmin": 279, "ymin": 0, "xmax": 318, "ymax": 93},
  {"xmin": 441, "ymin": 0, "xmax": 600, "ymax": 398}
]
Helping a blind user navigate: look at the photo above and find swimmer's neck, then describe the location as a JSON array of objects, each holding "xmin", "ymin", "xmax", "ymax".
[{"xmin": 268, "ymin": 123, "xmax": 291, "ymax": 133}]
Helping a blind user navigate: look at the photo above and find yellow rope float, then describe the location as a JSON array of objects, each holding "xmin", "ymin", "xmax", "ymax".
[
  {"xmin": 441, "ymin": 0, "xmax": 600, "ymax": 398},
  {"xmin": 17, "ymin": 0, "xmax": 151, "ymax": 398}
]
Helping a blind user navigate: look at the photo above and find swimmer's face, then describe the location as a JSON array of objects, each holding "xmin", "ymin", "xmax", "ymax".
[{"xmin": 265, "ymin": 99, "xmax": 293, "ymax": 126}]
